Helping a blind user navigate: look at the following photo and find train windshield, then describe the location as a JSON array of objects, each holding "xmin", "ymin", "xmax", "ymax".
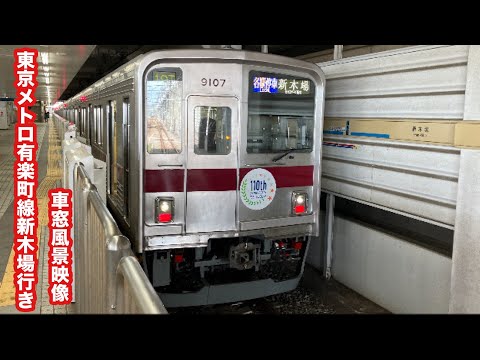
[
  {"xmin": 145, "ymin": 68, "xmax": 183, "ymax": 154},
  {"xmin": 247, "ymin": 71, "xmax": 315, "ymax": 153}
]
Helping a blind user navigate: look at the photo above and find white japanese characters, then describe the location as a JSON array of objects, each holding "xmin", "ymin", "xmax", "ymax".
[{"xmin": 48, "ymin": 189, "xmax": 73, "ymax": 305}]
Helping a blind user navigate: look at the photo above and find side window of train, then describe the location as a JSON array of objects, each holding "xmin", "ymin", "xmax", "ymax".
[
  {"xmin": 88, "ymin": 104, "xmax": 92, "ymax": 141},
  {"xmin": 194, "ymin": 106, "xmax": 232, "ymax": 155},
  {"xmin": 93, "ymin": 105, "xmax": 97, "ymax": 144},
  {"xmin": 145, "ymin": 68, "xmax": 183, "ymax": 154},
  {"xmin": 96, "ymin": 105, "xmax": 103, "ymax": 145},
  {"xmin": 77, "ymin": 108, "xmax": 82, "ymax": 136},
  {"xmin": 92, "ymin": 105, "xmax": 103, "ymax": 145},
  {"xmin": 247, "ymin": 70, "xmax": 315, "ymax": 154},
  {"xmin": 81, "ymin": 107, "xmax": 87, "ymax": 137}
]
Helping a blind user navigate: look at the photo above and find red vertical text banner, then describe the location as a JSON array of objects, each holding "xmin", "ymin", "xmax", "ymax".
[{"xmin": 13, "ymin": 48, "xmax": 39, "ymax": 312}]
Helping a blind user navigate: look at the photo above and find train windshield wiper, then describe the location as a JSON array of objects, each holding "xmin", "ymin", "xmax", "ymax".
[{"xmin": 272, "ymin": 148, "xmax": 311, "ymax": 163}]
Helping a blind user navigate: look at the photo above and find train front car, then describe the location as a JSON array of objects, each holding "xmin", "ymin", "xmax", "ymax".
[{"xmin": 139, "ymin": 50, "xmax": 325, "ymax": 307}]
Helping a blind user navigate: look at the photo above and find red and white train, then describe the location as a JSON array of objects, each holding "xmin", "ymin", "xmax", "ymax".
[{"xmin": 56, "ymin": 48, "xmax": 325, "ymax": 307}]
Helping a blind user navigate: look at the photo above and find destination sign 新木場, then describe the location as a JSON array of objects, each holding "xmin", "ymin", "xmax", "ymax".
[{"xmin": 252, "ymin": 76, "xmax": 311, "ymax": 95}]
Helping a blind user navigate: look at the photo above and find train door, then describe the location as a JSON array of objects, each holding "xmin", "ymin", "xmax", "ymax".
[
  {"xmin": 108, "ymin": 98, "xmax": 129, "ymax": 217},
  {"xmin": 186, "ymin": 96, "xmax": 238, "ymax": 233},
  {"xmin": 108, "ymin": 100, "xmax": 117, "ymax": 196},
  {"xmin": 122, "ymin": 98, "xmax": 130, "ymax": 217}
]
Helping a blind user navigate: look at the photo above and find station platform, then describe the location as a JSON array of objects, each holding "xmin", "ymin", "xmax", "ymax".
[{"xmin": 0, "ymin": 121, "xmax": 72, "ymax": 314}]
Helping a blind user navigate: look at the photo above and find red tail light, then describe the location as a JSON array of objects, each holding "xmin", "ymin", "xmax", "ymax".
[
  {"xmin": 155, "ymin": 197, "xmax": 174, "ymax": 223},
  {"xmin": 158, "ymin": 213, "xmax": 172, "ymax": 223},
  {"xmin": 293, "ymin": 241, "xmax": 303, "ymax": 250},
  {"xmin": 292, "ymin": 192, "xmax": 308, "ymax": 215},
  {"xmin": 295, "ymin": 205, "xmax": 305, "ymax": 214}
]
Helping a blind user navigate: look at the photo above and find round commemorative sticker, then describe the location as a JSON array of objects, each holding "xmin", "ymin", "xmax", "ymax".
[{"xmin": 240, "ymin": 168, "xmax": 277, "ymax": 210}]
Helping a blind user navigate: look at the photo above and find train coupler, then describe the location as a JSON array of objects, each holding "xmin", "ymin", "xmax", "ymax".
[{"xmin": 229, "ymin": 242, "xmax": 261, "ymax": 271}]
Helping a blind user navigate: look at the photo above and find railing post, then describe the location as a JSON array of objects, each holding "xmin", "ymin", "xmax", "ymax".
[
  {"xmin": 333, "ymin": 45, "xmax": 344, "ymax": 60},
  {"xmin": 106, "ymin": 235, "xmax": 131, "ymax": 313},
  {"xmin": 73, "ymin": 163, "xmax": 96, "ymax": 313},
  {"xmin": 324, "ymin": 193, "xmax": 335, "ymax": 279}
]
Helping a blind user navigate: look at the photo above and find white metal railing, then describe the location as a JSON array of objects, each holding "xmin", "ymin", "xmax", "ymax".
[
  {"xmin": 53, "ymin": 113, "xmax": 66, "ymax": 139},
  {"xmin": 73, "ymin": 163, "xmax": 167, "ymax": 314},
  {"xmin": 53, "ymin": 113, "xmax": 75, "ymax": 140}
]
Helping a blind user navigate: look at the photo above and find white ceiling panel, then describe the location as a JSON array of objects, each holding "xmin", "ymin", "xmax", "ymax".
[{"xmin": 0, "ymin": 45, "xmax": 95, "ymax": 105}]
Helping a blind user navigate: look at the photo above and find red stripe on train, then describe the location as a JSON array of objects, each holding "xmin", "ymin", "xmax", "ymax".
[
  {"xmin": 144, "ymin": 169, "xmax": 184, "ymax": 193},
  {"xmin": 239, "ymin": 166, "xmax": 314, "ymax": 188},
  {"xmin": 187, "ymin": 169, "xmax": 237, "ymax": 191},
  {"xmin": 144, "ymin": 169, "xmax": 236, "ymax": 192},
  {"xmin": 144, "ymin": 166, "xmax": 314, "ymax": 193}
]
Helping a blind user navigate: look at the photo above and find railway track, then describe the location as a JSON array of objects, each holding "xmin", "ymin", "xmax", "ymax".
[
  {"xmin": 168, "ymin": 266, "xmax": 389, "ymax": 315},
  {"xmin": 169, "ymin": 286, "xmax": 336, "ymax": 314}
]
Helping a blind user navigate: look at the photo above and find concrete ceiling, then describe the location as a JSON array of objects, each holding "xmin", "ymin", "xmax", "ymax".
[
  {"xmin": 0, "ymin": 45, "xmax": 95, "ymax": 105},
  {"xmin": 0, "ymin": 45, "xmax": 333, "ymax": 104}
]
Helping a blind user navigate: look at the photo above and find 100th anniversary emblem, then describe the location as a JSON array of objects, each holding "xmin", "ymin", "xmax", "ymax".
[{"xmin": 240, "ymin": 168, "xmax": 276, "ymax": 210}]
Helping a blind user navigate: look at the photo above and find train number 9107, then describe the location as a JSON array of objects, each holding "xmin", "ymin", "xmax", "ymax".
[{"xmin": 201, "ymin": 78, "xmax": 226, "ymax": 87}]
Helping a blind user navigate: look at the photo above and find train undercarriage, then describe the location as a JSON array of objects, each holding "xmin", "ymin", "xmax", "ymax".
[{"xmin": 143, "ymin": 236, "xmax": 309, "ymax": 307}]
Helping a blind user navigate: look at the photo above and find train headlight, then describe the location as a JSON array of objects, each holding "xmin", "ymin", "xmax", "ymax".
[
  {"xmin": 155, "ymin": 197, "xmax": 174, "ymax": 223},
  {"xmin": 292, "ymin": 191, "xmax": 308, "ymax": 215},
  {"xmin": 160, "ymin": 201, "xmax": 170, "ymax": 212}
]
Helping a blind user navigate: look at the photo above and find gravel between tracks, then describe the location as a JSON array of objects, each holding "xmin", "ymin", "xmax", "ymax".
[{"xmin": 264, "ymin": 287, "xmax": 335, "ymax": 314}]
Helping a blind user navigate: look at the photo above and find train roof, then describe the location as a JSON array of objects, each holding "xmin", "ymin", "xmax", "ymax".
[{"xmin": 66, "ymin": 49, "xmax": 325, "ymax": 106}]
